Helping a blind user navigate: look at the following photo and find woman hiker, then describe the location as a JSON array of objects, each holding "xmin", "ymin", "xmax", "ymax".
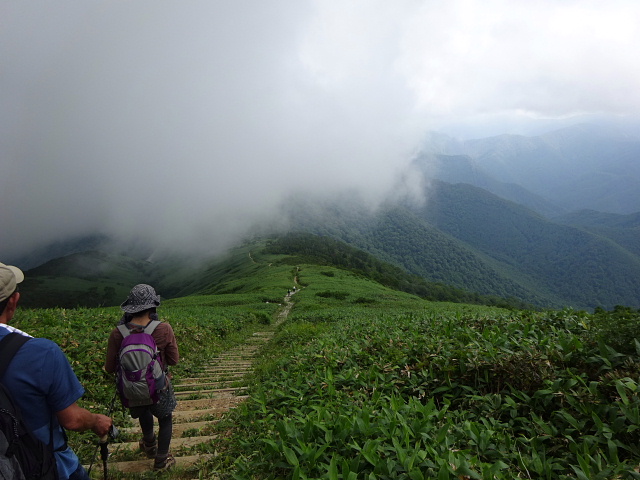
[{"xmin": 104, "ymin": 284, "xmax": 180, "ymax": 471}]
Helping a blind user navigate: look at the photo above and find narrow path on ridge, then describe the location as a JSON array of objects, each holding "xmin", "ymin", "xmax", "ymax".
[{"xmin": 91, "ymin": 285, "xmax": 299, "ymax": 478}]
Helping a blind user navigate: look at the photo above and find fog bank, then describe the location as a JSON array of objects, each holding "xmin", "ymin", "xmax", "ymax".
[{"xmin": 2, "ymin": 1, "xmax": 639, "ymax": 262}]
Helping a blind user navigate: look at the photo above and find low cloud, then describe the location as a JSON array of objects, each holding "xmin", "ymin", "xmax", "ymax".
[{"xmin": 2, "ymin": 1, "xmax": 639, "ymax": 262}]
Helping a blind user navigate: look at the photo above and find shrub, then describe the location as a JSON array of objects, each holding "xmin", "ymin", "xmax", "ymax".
[
  {"xmin": 590, "ymin": 306, "xmax": 640, "ymax": 354},
  {"xmin": 315, "ymin": 290, "xmax": 349, "ymax": 300}
]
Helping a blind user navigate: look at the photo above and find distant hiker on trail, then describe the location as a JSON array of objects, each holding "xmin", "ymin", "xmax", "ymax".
[
  {"xmin": 0, "ymin": 262, "xmax": 113, "ymax": 480},
  {"xmin": 104, "ymin": 284, "xmax": 179, "ymax": 471}
]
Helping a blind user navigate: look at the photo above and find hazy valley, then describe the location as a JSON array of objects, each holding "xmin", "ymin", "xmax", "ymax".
[{"xmin": 12, "ymin": 124, "xmax": 640, "ymax": 312}]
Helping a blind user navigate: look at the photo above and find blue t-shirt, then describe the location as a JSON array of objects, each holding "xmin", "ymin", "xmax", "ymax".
[{"xmin": 0, "ymin": 325, "xmax": 86, "ymax": 480}]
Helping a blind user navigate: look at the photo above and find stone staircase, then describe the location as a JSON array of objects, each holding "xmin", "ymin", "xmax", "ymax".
[
  {"xmin": 89, "ymin": 286, "xmax": 297, "ymax": 478},
  {"xmin": 89, "ymin": 327, "xmax": 276, "ymax": 477}
]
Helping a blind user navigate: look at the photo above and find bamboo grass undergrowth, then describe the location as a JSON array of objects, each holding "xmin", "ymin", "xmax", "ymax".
[
  {"xmin": 206, "ymin": 268, "xmax": 640, "ymax": 479},
  {"xmin": 9, "ymin": 255, "xmax": 640, "ymax": 479}
]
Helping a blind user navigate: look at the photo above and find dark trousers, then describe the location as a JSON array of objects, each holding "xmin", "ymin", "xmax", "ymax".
[{"xmin": 138, "ymin": 409, "xmax": 173, "ymax": 456}]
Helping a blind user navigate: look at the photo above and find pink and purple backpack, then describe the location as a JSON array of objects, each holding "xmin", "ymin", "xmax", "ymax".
[{"xmin": 116, "ymin": 320, "xmax": 167, "ymax": 407}]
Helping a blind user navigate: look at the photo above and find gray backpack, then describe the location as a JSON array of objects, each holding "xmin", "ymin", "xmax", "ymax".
[{"xmin": 115, "ymin": 321, "xmax": 167, "ymax": 408}]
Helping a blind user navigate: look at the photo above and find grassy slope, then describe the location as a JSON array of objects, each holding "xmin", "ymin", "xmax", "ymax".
[
  {"xmin": 18, "ymin": 242, "xmax": 288, "ymax": 309},
  {"xmin": 210, "ymin": 260, "xmax": 640, "ymax": 479},
  {"xmin": 284, "ymin": 182, "xmax": 640, "ymax": 310},
  {"xmin": 19, "ymin": 236, "xmax": 527, "ymax": 311},
  {"xmin": 12, "ymin": 240, "xmax": 640, "ymax": 479},
  {"xmin": 20, "ymin": 251, "xmax": 153, "ymax": 309},
  {"xmin": 11, "ymin": 244, "xmax": 294, "ymax": 473},
  {"xmin": 11, "ymin": 241, "xmax": 498, "ymax": 477}
]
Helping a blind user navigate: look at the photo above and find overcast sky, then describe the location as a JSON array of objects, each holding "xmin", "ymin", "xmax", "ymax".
[{"xmin": 2, "ymin": 0, "xmax": 639, "ymax": 262}]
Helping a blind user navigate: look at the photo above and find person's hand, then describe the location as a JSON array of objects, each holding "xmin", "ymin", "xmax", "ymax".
[
  {"xmin": 56, "ymin": 402, "xmax": 113, "ymax": 436},
  {"xmin": 92, "ymin": 414, "xmax": 113, "ymax": 438}
]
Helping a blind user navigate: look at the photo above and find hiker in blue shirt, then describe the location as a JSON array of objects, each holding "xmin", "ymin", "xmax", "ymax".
[{"xmin": 0, "ymin": 262, "xmax": 112, "ymax": 480}]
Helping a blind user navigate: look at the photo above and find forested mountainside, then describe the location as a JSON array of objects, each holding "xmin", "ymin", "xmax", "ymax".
[
  {"xmin": 25, "ymin": 185, "xmax": 638, "ymax": 311},
  {"xmin": 13, "ymin": 124, "xmax": 640, "ymax": 311},
  {"xmin": 19, "ymin": 236, "xmax": 527, "ymax": 310},
  {"xmin": 283, "ymin": 180, "xmax": 640, "ymax": 310},
  {"xmin": 416, "ymin": 181, "xmax": 640, "ymax": 309},
  {"xmin": 18, "ymin": 176, "xmax": 640, "ymax": 311},
  {"xmin": 413, "ymin": 153, "xmax": 567, "ymax": 217},
  {"xmin": 554, "ymin": 210, "xmax": 640, "ymax": 257}
]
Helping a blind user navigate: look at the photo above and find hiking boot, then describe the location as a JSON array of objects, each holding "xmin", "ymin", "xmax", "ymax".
[
  {"xmin": 139, "ymin": 437, "xmax": 157, "ymax": 458},
  {"xmin": 153, "ymin": 453, "xmax": 176, "ymax": 471}
]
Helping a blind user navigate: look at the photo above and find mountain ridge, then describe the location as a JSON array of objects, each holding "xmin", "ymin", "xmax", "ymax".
[
  {"xmin": 9, "ymin": 124, "xmax": 640, "ymax": 311},
  {"xmin": 422, "ymin": 123, "xmax": 640, "ymax": 214},
  {"xmin": 281, "ymin": 178, "xmax": 640, "ymax": 310},
  {"xmin": 18, "ymin": 176, "xmax": 640, "ymax": 311}
]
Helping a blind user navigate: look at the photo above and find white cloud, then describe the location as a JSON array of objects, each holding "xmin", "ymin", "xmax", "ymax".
[
  {"xmin": 1, "ymin": 0, "xmax": 638, "ymax": 261},
  {"xmin": 398, "ymin": 0, "xmax": 640, "ymax": 119}
]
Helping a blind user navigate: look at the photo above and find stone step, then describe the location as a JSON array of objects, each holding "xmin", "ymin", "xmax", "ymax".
[
  {"xmin": 221, "ymin": 346, "xmax": 261, "ymax": 350},
  {"xmin": 176, "ymin": 395, "xmax": 249, "ymax": 410},
  {"xmin": 178, "ymin": 374, "xmax": 245, "ymax": 383},
  {"xmin": 109, "ymin": 434, "xmax": 218, "ymax": 456},
  {"xmin": 206, "ymin": 361, "xmax": 253, "ymax": 367},
  {"xmin": 175, "ymin": 381, "xmax": 244, "ymax": 390},
  {"xmin": 214, "ymin": 357, "xmax": 254, "ymax": 361},
  {"xmin": 175, "ymin": 386, "xmax": 248, "ymax": 398},
  {"xmin": 89, "ymin": 454, "xmax": 213, "ymax": 475},
  {"xmin": 201, "ymin": 369, "xmax": 252, "ymax": 373},
  {"xmin": 173, "ymin": 408, "xmax": 227, "ymax": 422},
  {"xmin": 120, "ymin": 420, "xmax": 218, "ymax": 437},
  {"xmin": 202, "ymin": 368, "xmax": 252, "ymax": 373}
]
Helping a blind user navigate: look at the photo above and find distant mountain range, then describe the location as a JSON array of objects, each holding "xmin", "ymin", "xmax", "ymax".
[
  {"xmin": 281, "ymin": 180, "xmax": 640, "ymax": 310},
  {"xmin": 279, "ymin": 123, "xmax": 640, "ymax": 310},
  {"xmin": 13, "ymin": 124, "xmax": 640, "ymax": 311},
  {"xmin": 418, "ymin": 123, "xmax": 640, "ymax": 215}
]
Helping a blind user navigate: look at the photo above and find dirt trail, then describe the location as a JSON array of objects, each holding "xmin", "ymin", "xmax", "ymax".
[{"xmin": 91, "ymin": 289, "xmax": 297, "ymax": 478}]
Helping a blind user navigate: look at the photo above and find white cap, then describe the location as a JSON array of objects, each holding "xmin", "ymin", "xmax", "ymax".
[{"xmin": 0, "ymin": 263, "xmax": 24, "ymax": 303}]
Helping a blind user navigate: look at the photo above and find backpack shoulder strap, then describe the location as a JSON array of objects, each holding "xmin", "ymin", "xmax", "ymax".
[
  {"xmin": 144, "ymin": 320, "xmax": 161, "ymax": 335},
  {"xmin": 0, "ymin": 332, "xmax": 30, "ymax": 379},
  {"xmin": 117, "ymin": 323, "xmax": 131, "ymax": 338}
]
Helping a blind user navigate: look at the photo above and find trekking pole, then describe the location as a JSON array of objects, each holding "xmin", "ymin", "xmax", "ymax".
[
  {"xmin": 99, "ymin": 425, "xmax": 120, "ymax": 480},
  {"xmin": 87, "ymin": 391, "xmax": 119, "ymax": 477}
]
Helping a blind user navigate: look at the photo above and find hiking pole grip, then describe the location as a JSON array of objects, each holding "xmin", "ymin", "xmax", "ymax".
[
  {"xmin": 100, "ymin": 424, "xmax": 120, "ymax": 444},
  {"xmin": 99, "ymin": 425, "xmax": 118, "ymax": 480},
  {"xmin": 87, "ymin": 392, "xmax": 120, "ymax": 477},
  {"xmin": 99, "ymin": 425, "xmax": 119, "ymax": 469}
]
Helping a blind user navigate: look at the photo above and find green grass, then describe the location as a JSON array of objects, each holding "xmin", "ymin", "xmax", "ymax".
[
  {"xmin": 212, "ymin": 305, "xmax": 640, "ymax": 479},
  {"xmin": 10, "ymin": 247, "xmax": 295, "ymax": 473},
  {"xmin": 9, "ymin": 243, "xmax": 640, "ymax": 479}
]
